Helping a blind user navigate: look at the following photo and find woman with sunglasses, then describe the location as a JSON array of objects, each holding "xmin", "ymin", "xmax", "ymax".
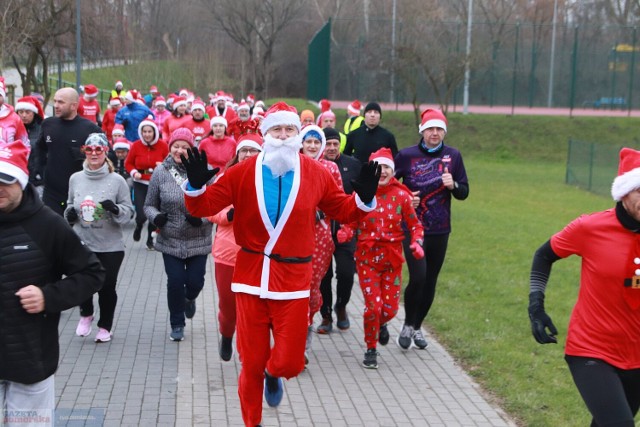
[
  {"xmin": 125, "ymin": 116, "xmax": 169, "ymax": 249},
  {"xmin": 65, "ymin": 133, "xmax": 134, "ymax": 342}
]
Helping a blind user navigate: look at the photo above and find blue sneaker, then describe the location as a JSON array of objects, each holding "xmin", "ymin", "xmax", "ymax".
[{"xmin": 263, "ymin": 373, "xmax": 284, "ymax": 407}]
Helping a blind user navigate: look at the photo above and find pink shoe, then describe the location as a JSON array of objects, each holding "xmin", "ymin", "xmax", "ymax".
[
  {"xmin": 94, "ymin": 328, "xmax": 112, "ymax": 343},
  {"xmin": 75, "ymin": 316, "xmax": 93, "ymax": 337}
]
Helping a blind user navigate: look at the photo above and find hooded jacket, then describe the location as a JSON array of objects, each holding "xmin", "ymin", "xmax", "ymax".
[{"xmin": 0, "ymin": 185, "xmax": 104, "ymax": 384}]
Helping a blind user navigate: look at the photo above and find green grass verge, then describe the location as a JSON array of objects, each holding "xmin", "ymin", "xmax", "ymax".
[{"xmin": 430, "ymin": 157, "xmax": 612, "ymax": 426}]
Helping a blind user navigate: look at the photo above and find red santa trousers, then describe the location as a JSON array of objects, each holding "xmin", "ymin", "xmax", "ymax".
[
  {"xmin": 214, "ymin": 263, "xmax": 236, "ymax": 338},
  {"xmin": 309, "ymin": 219, "xmax": 335, "ymax": 325},
  {"xmin": 235, "ymin": 293, "xmax": 308, "ymax": 426},
  {"xmin": 356, "ymin": 243, "xmax": 403, "ymax": 349}
]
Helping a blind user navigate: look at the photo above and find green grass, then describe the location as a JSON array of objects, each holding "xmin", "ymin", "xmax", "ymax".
[{"xmin": 63, "ymin": 65, "xmax": 640, "ymax": 425}]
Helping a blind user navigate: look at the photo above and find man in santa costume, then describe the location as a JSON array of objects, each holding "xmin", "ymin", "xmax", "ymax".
[
  {"xmin": 205, "ymin": 90, "xmax": 237, "ymax": 126},
  {"xmin": 227, "ymin": 100, "xmax": 252, "ymax": 141},
  {"xmin": 529, "ymin": 147, "xmax": 640, "ymax": 426},
  {"xmin": 180, "ymin": 101, "xmax": 381, "ymax": 427}
]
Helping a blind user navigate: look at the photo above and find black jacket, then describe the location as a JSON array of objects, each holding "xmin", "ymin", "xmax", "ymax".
[
  {"xmin": 0, "ymin": 185, "xmax": 104, "ymax": 384},
  {"xmin": 327, "ymin": 153, "xmax": 361, "ymax": 242},
  {"xmin": 343, "ymin": 124, "xmax": 398, "ymax": 164}
]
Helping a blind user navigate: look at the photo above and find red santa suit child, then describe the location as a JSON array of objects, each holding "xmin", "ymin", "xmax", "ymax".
[
  {"xmin": 298, "ymin": 125, "xmax": 344, "ymax": 364},
  {"xmin": 181, "ymin": 101, "xmax": 381, "ymax": 427},
  {"xmin": 338, "ymin": 147, "xmax": 424, "ymax": 370},
  {"xmin": 78, "ymin": 84, "xmax": 101, "ymax": 124},
  {"xmin": 0, "ymin": 78, "xmax": 29, "ymax": 148}
]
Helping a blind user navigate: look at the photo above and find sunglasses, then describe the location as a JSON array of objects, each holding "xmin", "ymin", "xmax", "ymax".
[{"xmin": 82, "ymin": 145, "xmax": 106, "ymax": 154}]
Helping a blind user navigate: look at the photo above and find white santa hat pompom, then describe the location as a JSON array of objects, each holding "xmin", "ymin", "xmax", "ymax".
[{"xmin": 612, "ymin": 148, "xmax": 640, "ymax": 201}]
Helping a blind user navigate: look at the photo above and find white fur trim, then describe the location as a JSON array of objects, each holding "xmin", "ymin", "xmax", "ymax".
[
  {"xmin": 113, "ymin": 142, "xmax": 130, "ymax": 151},
  {"xmin": 612, "ymin": 168, "xmax": 640, "ymax": 201},
  {"xmin": 173, "ymin": 99, "xmax": 188, "ymax": 109},
  {"xmin": 300, "ymin": 125, "xmax": 326, "ymax": 160},
  {"xmin": 419, "ymin": 119, "xmax": 447, "ymax": 134},
  {"xmin": 372, "ymin": 156, "xmax": 394, "ymax": 171},
  {"xmin": 137, "ymin": 119, "xmax": 159, "ymax": 145},
  {"xmin": 259, "ymin": 111, "xmax": 301, "ymax": 135},
  {"xmin": 348, "ymin": 104, "xmax": 360, "ymax": 116},
  {"xmin": 15, "ymin": 102, "xmax": 38, "ymax": 114},
  {"xmin": 0, "ymin": 162, "xmax": 28, "ymax": 189},
  {"xmin": 210, "ymin": 116, "xmax": 227, "ymax": 127}
]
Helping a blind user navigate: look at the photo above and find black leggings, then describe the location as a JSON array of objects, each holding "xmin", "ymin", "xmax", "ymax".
[
  {"xmin": 133, "ymin": 181, "xmax": 149, "ymax": 227},
  {"xmin": 401, "ymin": 233, "xmax": 449, "ymax": 329},
  {"xmin": 566, "ymin": 355, "xmax": 640, "ymax": 427},
  {"xmin": 319, "ymin": 239, "xmax": 356, "ymax": 317},
  {"xmin": 79, "ymin": 251, "xmax": 125, "ymax": 331}
]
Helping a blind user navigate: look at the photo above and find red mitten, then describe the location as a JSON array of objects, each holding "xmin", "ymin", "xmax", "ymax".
[
  {"xmin": 410, "ymin": 241, "xmax": 424, "ymax": 259},
  {"xmin": 336, "ymin": 226, "xmax": 354, "ymax": 244}
]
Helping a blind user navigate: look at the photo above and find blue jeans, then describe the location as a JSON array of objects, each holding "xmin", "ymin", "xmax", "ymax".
[{"xmin": 162, "ymin": 253, "xmax": 207, "ymax": 327}]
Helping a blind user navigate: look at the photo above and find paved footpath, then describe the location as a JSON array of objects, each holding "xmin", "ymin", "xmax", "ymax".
[{"xmin": 54, "ymin": 222, "xmax": 516, "ymax": 427}]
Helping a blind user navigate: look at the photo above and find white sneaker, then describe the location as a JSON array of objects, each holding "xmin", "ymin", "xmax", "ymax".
[{"xmin": 75, "ymin": 316, "xmax": 93, "ymax": 337}]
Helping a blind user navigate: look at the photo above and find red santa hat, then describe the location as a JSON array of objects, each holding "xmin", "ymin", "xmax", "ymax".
[
  {"xmin": 115, "ymin": 80, "xmax": 123, "ymax": 89},
  {"xmin": 191, "ymin": 99, "xmax": 206, "ymax": 112},
  {"xmin": 246, "ymin": 94, "xmax": 255, "ymax": 104},
  {"xmin": 612, "ymin": 148, "xmax": 640, "ymax": 201},
  {"xmin": 347, "ymin": 100, "xmax": 361, "ymax": 116},
  {"xmin": 252, "ymin": 106, "xmax": 265, "ymax": 118},
  {"xmin": 259, "ymin": 101, "xmax": 301, "ymax": 135},
  {"xmin": 419, "ymin": 109, "xmax": 448, "ymax": 134},
  {"xmin": 113, "ymin": 137, "xmax": 131, "ymax": 151},
  {"xmin": 109, "ymin": 97, "xmax": 122, "ymax": 107},
  {"xmin": 15, "ymin": 96, "xmax": 44, "ymax": 119},
  {"xmin": 369, "ymin": 147, "xmax": 395, "ymax": 172},
  {"xmin": 0, "ymin": 77, "xmax": 6, "ymax": 99},
  {"xmin": 213, "ymin": 91, "xmax": 226, "ymax": 102},
  {"xmin": 149, "ymin": 85, "xmax": 159, "ymax": 94},
  {"xmin": 154, "ymin": 96, "xmax": 166, "ymax": 107},
  {"xmin": 169, "ymin": 127, "xmax": 194, "ymax": 149},
  {"xmin": 236, "ymin": 133, "xmax": 263, "ymax": 153},
  {"xmin": 237, "ymin": 100, "xmax": 250, "ymax": 112},
  {"xmin": 210, "ymin": 116, "xmax": 227, "ymax": 128},
  {"xmin": 112, "ymin": 123, "xmax": 125, "ymax": 137},
  {"xmin": 172, "ymin": 95, "xmax": 188, "ymax": 109},
  {"xmin": 0, "ymin": 141, "xmax": 30, "ymax": 189},
  {"xmin": 137, "ymin": 116, "xmax": 160, "ymax": 145},
  {"xmin": 84, "ymin": 84, "xmax": 98, "ymax": 97},
  {"xmin": 124, "ymin": 90, "xmax": 140, "ymax": 103},
  {"xmin": 318, "ymin": 99, "xmax": 331, "ymax": 113},
  {"xmin": 178, "ymin": 88, "xmax": 189, "ymax": 97}
]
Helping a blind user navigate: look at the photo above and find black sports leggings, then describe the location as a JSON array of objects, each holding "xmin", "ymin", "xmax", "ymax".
[
  {"xmin": 319, "ymin": 239, "xmax": 356, "ymax": 317},
  {"xmin": 401, "ymin": 233, "xmax": 449, "ymax": 329},
  {"xmin": 566, "ymin": 355, "xmax": 640, "ymax": 427}
]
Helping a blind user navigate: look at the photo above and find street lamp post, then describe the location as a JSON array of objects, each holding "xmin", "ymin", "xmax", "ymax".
[
  {"xmin": 75, "ymin": 0, "xmax": 81, "ymax": 90},
  {"xmin": 463, "ymin": 0, "xmax": 473, "ymax": 115},
  {"xmin": 547, "ymin": 0, "xmax": 559, "ymax": 107}
]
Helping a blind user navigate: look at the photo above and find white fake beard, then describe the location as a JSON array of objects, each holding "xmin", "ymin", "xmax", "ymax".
[{"xmin": 262, "ymin": 133, "xmax": 302, "ymax": 177}]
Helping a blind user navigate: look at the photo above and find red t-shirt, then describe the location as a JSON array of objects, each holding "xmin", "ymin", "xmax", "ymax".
[{"xmin": 551, "ymin": 208, "xmax": 640, "ymax": 369}]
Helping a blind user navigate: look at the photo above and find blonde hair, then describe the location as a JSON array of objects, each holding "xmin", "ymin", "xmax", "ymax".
[{"xmin": 84, "ymin": 156, "xmax": 115, "ymax": 173}]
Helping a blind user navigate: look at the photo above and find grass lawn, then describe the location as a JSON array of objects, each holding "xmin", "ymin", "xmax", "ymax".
[{"xmin": 430, "ymin": 156, "xmax": 612, "ymax": 426}]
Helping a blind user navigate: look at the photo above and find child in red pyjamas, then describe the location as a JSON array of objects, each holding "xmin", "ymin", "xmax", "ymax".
[
  {"xmin": 299, "ymin": 125, "xmax": 344, "ymax": 365},
  {"xmin": 338, "ymin": 147, "xmax": 424, "ymax": 369}
]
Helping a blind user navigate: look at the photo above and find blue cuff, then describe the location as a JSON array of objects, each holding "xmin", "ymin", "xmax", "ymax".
[{"xmin": 186, "ymin": 182, "xmax": 198, "ymax": 191}]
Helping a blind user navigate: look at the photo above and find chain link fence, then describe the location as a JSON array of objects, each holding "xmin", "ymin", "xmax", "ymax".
[{"xmin": 328, "ymin": 19, "xmax": 640, "ymax": 111}]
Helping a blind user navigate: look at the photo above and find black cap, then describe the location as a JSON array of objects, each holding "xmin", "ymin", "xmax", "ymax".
[
  {"xmin": 364, "ymin": 102, "xmax": 382, "ymax": 116},
  {"xmin": 323, "ymin": 127, "xmax": 340, "ymax": 141}
]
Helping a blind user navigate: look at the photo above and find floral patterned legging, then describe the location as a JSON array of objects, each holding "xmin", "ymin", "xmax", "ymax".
[{"xmin": 309, "ymin": 218, "xmax": 335, "ymax": 325}]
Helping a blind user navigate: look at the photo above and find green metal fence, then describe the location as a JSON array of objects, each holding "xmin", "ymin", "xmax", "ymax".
[{"xmin": 566, "ymin": 139, "xmax": 626, "ymax": 197}]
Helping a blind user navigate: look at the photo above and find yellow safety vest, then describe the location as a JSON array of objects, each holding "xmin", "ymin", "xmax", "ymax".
[
  {"xmin": 343, "ymin": 116, "xmax": 364, "ymax": 135},
  {"xmin": 339, "ymin": 132, "xmax": 347, "ymax": 153}
]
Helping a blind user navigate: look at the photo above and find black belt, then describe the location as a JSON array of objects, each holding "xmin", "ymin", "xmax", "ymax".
[{"xmin": 242, "ymin": 247, "xmax": 312, "ymax": 264}]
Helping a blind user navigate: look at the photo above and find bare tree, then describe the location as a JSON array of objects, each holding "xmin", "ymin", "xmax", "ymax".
[{"xmin": 200, "ymin": 0, "xmax": 303, "ymax": 98}]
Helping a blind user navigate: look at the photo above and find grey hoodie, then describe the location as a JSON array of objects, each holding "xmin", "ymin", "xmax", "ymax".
[{"xmin": 66, "ymin": 162, "xmax": 134, "ymax": 252}]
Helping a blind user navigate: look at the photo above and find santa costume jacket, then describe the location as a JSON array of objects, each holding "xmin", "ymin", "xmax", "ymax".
[{"xmin": 184, "ymin": 152, "xmax": 374, "ymax": 300}]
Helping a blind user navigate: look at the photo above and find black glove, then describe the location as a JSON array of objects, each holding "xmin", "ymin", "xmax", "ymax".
[
  {"xmin": 180, "ymin": 147, "xmax": 220, "ymax": 189},
  {"xmin": 153, "ymin": 213, "xmax": 168, "ymax": 228},
  {"xmin": 226, "ymin": 208, "xmax": 234, "ymax": 222},
  {"xmin": 528, "ymin": 291, "xmax": 558, "ymax": 344},
  {"xmin": 185, "ymin": 214, "xmax": 203, "ymax": 227},
  {"xmin": 100, "ymin": 199, "xmax": 119, "ymax": 215},
  {"xmin": 350, "ymin": 161, "xmax": 381, "ymax": 204},
  {"xmin": 65, "ymin": 207, "xmax": 79, "ymax": 224}
]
